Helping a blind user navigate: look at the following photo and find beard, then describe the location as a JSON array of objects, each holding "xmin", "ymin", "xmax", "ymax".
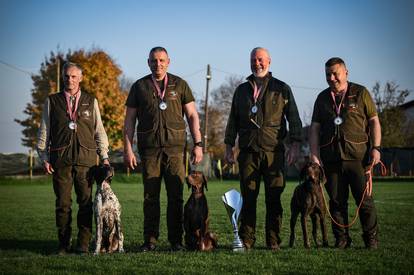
[{"xmin": 252, "ymin": 66, "xmax": 268, "ymax": 78}]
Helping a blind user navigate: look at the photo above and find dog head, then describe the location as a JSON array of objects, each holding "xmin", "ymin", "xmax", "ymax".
[
  {"xmin": 300, "ymin": 162, "xmax": 325, "ymax": 191},
  {"xmin": 89, "ymin": 165, "xmax": 114, "ymax": 186},
  {"xmin": 186, "ymin": 170, "xmax": 208, "ymax": 193}
]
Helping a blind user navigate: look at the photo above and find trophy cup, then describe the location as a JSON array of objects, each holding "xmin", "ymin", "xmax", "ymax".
[{"xmin": 222, "ymin": 189, "xmax": 245, "ymax": 252}]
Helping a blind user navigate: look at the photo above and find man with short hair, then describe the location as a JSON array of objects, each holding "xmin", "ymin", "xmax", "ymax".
[
  {"xmin": 309, "ymin": 57, "xmax": 381, "ymax": 249},
  {"xmin": 224, "ymin": 47, "xmax": 302, "ymax": 251},
  {"xmin": 124, "ymin": 47, "xmax": 203, "ymax": 252},
  {"xmin": 37, "ymin": 62, "xmax": 110, "ymax": 255}
]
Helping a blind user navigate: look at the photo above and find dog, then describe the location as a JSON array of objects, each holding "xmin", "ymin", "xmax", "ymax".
[
  {"xmin": 289, "ymin": 162, "xmax": 329, "ymax": 249},
  {"xmin": 184, "ymin": 171, "xmax": 218, "ymax": 251},
  {"xmin": 91, "ymin": 165, "xmax": 124, "ymax": 254}
]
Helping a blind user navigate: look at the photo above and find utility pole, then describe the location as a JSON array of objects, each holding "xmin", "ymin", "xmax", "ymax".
[
  {"xmin": 56, "ymin": 58, "xmax": 60, "ymax": 93},
  {"xmin": 203, "ymin": 64, "xmax": 211, "ymax": 153}
]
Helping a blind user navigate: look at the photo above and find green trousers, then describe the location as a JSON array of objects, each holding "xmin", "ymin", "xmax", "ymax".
[
  {"xmin": 141, "ymin": 150, "xmax": 185, "ymax": 245},
  {"xmin": 238, "ymin": 150, "xmax": 285, "ymax": 248},
  {"xmin": 52, "ymin": 165, "xmax": 93, "ymax": 250}
]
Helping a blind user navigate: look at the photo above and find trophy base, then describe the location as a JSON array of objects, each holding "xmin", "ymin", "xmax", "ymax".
[{"xmin": 232, "ymin": 246, "xmax": 245, "ymax": 252}]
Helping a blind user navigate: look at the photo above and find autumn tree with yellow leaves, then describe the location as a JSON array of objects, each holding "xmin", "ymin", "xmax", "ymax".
[{"xmin": 15, "ymin": 48, "xmax": 127, "ymax": 151}]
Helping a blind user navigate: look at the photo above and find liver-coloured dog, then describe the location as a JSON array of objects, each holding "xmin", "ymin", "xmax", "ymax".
[
  {"xmin": 289, "ymin": 162, "xmax": 329, "ymax": 248},
  {"xmin": 184, "ymin": 171, "xmax": 218, "ymax": 251},
  {"xmin": 91, "ymin": 165, "xmax": 124, "ymax": 254}
]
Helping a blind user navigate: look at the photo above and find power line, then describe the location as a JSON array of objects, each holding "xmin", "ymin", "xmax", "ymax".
[
  {"xmin": 0, "ymin": 60, "xmax": 34, "ymax": 76},
  {"xmin": 181, "ymin": 68, "xmax": 205, "ymax": 78}
]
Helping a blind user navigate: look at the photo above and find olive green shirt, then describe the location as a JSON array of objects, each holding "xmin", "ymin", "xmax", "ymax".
[
  {"xmin": 311, "ymin": 82, "xmax": 377, "ymax": 161},
  {"xmin": 126, "ymin": 73, "xmax": 194, "ymax": 155}
]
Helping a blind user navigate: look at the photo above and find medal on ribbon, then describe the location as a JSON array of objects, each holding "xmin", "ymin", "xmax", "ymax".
[
  {"xmin": 330, "ymin": 91, "xmax": 346, "ymax": 126},
  {"xmin": 152, "ymin": 74, "xmax": 169, "ymax": 111},
  {"xmin": 65, "ymin": 92, "xmax": 80, "ymax": 130},
  {"xmin": 250, "ymin": 81, "xmax": 261, "ymax": 115}
]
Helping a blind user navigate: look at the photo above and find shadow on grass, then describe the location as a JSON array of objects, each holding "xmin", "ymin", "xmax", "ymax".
[{"xmin": 0, "ymin": 239, "xmax": 57, "ymax": 255}]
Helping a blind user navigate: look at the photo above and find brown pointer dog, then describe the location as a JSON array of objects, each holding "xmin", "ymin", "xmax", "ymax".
[
  {"xmin": 289, "ymin": 162, "xmax": 329, "ymax": 248},
  {"xmin": 184, "ymin": 171, "xmax": 218, "ymax": 251}
]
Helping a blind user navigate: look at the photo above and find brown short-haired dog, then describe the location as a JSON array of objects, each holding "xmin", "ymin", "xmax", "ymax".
[
  {"xmin": 289, "ymin": 162, "xmax": 329, "ymax": 248},
  {"xmin": 184, "ymin": 171, "xmax": 218, "ymax": 251}
]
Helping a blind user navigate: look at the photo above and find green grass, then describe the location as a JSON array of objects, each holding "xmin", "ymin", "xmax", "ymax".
[{"xmin": 0, "ymin": 175, "xmax": 413, "ymax": 274}]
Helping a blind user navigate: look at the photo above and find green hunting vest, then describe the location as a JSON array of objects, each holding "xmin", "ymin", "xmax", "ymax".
[
  {"xmin": 131, "ymin": 73, "xmax": 189, "ymax": 153},
  {"xmin": 318, "ymin": 82, "xmax": 371, "ymax": 162},
  {"xmin": 49, "ymin": 92, "xmax": 97, "ymax": 167}
]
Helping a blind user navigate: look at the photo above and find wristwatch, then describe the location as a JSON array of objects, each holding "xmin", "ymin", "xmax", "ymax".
[
  {"xmin": 371, "ymin": 146, "xmax": 381, "ymax": 153},
  {"xmin": 194, "ymin": 141, "xmax": 203, "ymax": 147}
]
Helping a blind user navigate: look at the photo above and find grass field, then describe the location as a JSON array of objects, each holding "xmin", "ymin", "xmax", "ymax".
[{"xmin": 0, "ymin": 174, "xmax": 413, "ymax": 274}]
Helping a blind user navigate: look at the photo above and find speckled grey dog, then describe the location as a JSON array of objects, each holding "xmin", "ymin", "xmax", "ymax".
[{"xmin": 92, "ymin": 166, "xmax": 124, "ymax": 254}]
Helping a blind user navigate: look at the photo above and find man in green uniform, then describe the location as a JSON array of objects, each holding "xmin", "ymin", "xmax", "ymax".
[
  {"xmin": 37, "ymin": 62, "xmax": 110, "ymax": 255},
  {"xmin": 309, "ymin": 57, "xmax": 381, "ymax": 249},
  {"xmin": 225, "ymin": 47, "xmax": 302, "ymax": 251},
  {"xmin": 124, "ymin": 47, "xmax": 203, "ymax": 252}
]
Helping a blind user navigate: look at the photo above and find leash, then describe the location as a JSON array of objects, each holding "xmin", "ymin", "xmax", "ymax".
[{"xmin": 320, "ymin": 160, "xmax": 386, "ymax": 228}]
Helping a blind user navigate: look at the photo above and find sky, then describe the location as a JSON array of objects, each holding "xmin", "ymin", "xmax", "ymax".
[{"xmin": 0, "ymin": 0, "xmax": 413, "ymax": 153}]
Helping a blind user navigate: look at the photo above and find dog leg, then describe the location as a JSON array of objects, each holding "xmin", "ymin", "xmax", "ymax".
[
  {"xmin": 301, "ymin": 212, "xmax": 310, "ymax": 249},
  {"xmin": 95, "ymin": 215, "xmax": 103, "ymax": 255},
  {"xmin": 116, "ymin": 211, "xmax": 124, "ymax": 253},
  {"xmin": 311, "ymin": 214, "xmax": 319, "ymax": 247},
  {"xmin": 320, "ymin": 214, "xmax": 329, "ymax": 247},
  {"xmin": 289, "ymin": 209, "xmax": 299, "ymax": 247}
]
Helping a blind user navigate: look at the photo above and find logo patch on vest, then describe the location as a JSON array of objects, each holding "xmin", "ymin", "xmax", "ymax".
[
  {"xmin": 168, "ymin": 90, "xmax": 178, "ymax": 99},
  {"xmin": 82, "ymin": 110, "xmax": 91, "ymax": 118}
]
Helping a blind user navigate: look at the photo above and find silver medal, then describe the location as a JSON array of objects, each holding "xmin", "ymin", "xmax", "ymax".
[
  {"xmin": 69, "ymin": 121, "xmax": 77, "ymax": 130},
  {"xmin": 159, "ymin": 101, "xmax": 167, "ymax": 110},
  {"xmin": 251, "ymin": 105, "xmax": 258, "ymax": 114},
  {"xmin": 334, "ymin": 116, "xmax": 343, "ymax": 125}
]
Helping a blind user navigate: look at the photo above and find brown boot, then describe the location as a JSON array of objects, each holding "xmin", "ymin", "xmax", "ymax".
[{"xmin": 363, "ymin": 233, "xmax": 378, "ymax": 249}]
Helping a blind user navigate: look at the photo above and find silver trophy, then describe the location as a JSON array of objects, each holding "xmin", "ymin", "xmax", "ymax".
[{"xmin": 222, "ymin": 189, "xmax": 245, "ymax": 252}]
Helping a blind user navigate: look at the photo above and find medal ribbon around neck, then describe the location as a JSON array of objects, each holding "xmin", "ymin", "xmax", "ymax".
[
  {"xmin": 151, "ymin": 74, "xmax": 168, "ymax": 102},
  {"xmin": 65, "ymin": 91, "xmax": 80, "ymax": 122},
  {"xmin": 252, "ymin": 81, "xmax": 262, "ymax": 104},
  {"xmin": 330, "ymin": 90, "xmax": 347, "ymax": 118}
]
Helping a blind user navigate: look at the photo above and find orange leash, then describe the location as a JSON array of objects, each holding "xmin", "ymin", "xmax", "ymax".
[{"xmin": 320, "ymin": 161, "xmax": 387, "ymax": 228}]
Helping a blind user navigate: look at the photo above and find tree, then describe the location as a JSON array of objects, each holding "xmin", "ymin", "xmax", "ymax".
[
  {"xmin": 15, "ymin": 48, "xmax": 127, "ymax": 151},
  {"xmin": 372, "ymin": 81, "xmax": 411, "ymax": 147},
  {"xmin": 198, "ymin": 75, "xmax": 244, "ymax": 159}
]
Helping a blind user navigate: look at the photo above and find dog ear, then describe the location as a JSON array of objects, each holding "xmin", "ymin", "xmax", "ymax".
[
  {"xmin": 87, "ymin": 165, "xmax": 97, "ymax": 184},
  {"xmin": 186, "ymin": 176, "xmax": 191, "ymax": 190},
  {"xmin": 300, "ymin": 164, "xmax": 307, "ymax": 182},
  {"xmin": 318, "ymin": 164, "xmax": 326, "ymax": 185},
  {"xmin": 202, "ymin": 174, "xmax": 208, "ymax": 191}
]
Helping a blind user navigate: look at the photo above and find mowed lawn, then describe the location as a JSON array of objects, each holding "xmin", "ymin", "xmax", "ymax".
[{"xmin": 0, "ymin": 174, "xmax": 413, "ymax": 274}]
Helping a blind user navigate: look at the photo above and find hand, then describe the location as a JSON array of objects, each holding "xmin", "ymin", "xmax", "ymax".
[
  {"xmin": 287, "ymin": 142, "xmax": 300, "ymax": 166},
  {"xmin": 43, "ymin": 161, "xmax": 54, "ymax": 174},
  {"xmin": 370, "ymin": 148, "xmax": 381, "ymax": 166},
  {"xmin": 310, "ymin": 154, "xmax": 321, "ymax": 166},
  {"xmin": 225, "ymin": 145, "xmax": 235, "ymax": 164},
  {"xmin": 124, "ymin": 150, "xmax": 137, "ymax": 170},
  {"xmin": 102, "ymin": 158, "xmax": 110, "ymax": 166},
  {"xmin": 191, "ymin": 146, "xmax": 203, "ymax": 165}
]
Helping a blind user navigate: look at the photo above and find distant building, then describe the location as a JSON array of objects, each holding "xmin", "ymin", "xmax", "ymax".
[{"xmin": 400, "ymin": 99, "xmax": 414, "ymax": 124}]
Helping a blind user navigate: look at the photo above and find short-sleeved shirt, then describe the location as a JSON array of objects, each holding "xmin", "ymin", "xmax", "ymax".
[
  {"xmin": 126, "ymin": 73, "xmax": 194, "ymax": 154},
  {"xmin": 311, "ymin": 82, "xmax": 377, "ymax": 161}
]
